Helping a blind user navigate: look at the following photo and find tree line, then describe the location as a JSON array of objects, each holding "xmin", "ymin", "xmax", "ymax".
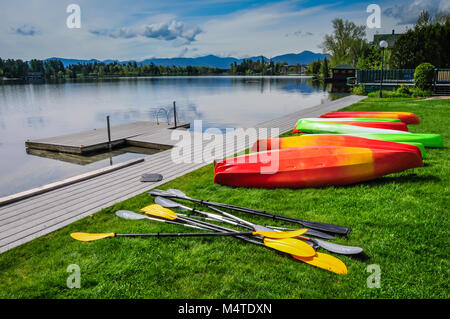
[
  {"xmin": 318, "ymin": 10, "xmax": 449, "ymax": 73},
  {"xmin": 228, "ymin": 57, "xmax": 304, "ymax": 75},
  {"xmin": 0, "ymin": 56, "xmax": 307, "ymax": 81},
  {"xmin": 0, "ymin": 59, "xmax": 225, "ymax": 80}
]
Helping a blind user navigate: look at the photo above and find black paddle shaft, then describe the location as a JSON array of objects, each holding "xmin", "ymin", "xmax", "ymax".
[
  {"xmin": 189, "ymin": 198, "xmax": 351, "ymax": 235},
  {"xmin": 148, "ymin": 190, "xmax": 351, "ymax": 235},
  {"xmin": 217, "ymin": 204, "xmax": 351, "ymax": 235},
  {"xmin": 116, "ymin": 232, "xmax": 253, "ymax": 238}
]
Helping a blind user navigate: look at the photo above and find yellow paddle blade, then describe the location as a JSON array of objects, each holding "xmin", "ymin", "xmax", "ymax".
[
  {"xmin": 293, "ymin": 252, "xmax": 348, "ymax": 274},
  {"xmin": 140, "ymin": 204, "xmax": 178, "ymax": 220},
  {"xmin": 263, "ymin": 237, "xmax": 315, "ymax": 257},
  {"xmin": 253, "ymin": 228, "xmax": 307, "ymax": 239},
  {"xmin": 70, "ymin": 232, "xmax": 115, "ymax": 242}
]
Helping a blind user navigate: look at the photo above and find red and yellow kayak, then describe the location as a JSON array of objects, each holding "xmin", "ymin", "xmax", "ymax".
[
  {"xmin": 293, "ymin": 119, "xmax": 409, "ymax": 133},
  {"xmin": 214, "ymin": 146, "xmax": 423, "ymax": 188},
  {"xmin": 252, "ymin": 135, "xmax": 424, "ymax": 159},
  {"xmin": 319, "ymin": 112, "xmax": 420, "ymax": 124}
]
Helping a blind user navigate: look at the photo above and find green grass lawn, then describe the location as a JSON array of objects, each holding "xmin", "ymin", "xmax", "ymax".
[{"xmin": 0, "ymin": 97, "xmax": 449, "ymax": 299}]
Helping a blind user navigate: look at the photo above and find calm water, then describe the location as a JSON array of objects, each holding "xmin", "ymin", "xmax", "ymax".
[{"xmin": 0, "ymin": 76, "xmax": 342, "ymax": 197}]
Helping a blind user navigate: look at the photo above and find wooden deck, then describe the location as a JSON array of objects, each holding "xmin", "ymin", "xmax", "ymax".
[
  {"xmin": 0, "ymin": 95, "xmax": 365, "ymax": 254},
  {"xmin": 25, "ymin": 121, "xmax": 190, "ymax": 154}
]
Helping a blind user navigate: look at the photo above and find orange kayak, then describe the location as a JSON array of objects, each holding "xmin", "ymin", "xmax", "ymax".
[
  {"xmin": 252, "ymin": 135, "xmax": 423, "ymax": 159},
  {"xmin": 319, "ymin": 112, "xmax": 420, "ymax": 124},
  {"xmin": 214, "ymin": 146, "xmax": 423, "ymax": 188}
]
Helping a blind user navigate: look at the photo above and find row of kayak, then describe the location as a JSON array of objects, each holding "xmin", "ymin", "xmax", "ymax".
[{"xmin": 214, "ymin": 111, "xmax": 443, "ymax": 188}]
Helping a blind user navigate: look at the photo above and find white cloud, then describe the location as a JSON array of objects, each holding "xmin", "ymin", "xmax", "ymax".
[
  {"xmin": 90, "ymin": 20, "xmax": 202, "ymax": 44},
  {"xmin": 285, "ymin": 30, "xmax": 314, "ymax": 38},
  {"xmin": 384, "ymin": 0, "xmax": 450, "ymax": 25},
  {"xmin": 11, "ymin": 24, "xmax": 40, "ymax": 36}
]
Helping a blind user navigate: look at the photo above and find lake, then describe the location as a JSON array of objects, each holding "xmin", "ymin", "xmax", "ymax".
[{"xmin": 0, "ymin": 76, "xmax": 343, "ymax": 197}]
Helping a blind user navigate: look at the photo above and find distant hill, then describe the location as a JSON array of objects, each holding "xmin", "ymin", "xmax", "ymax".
[{"xmin": 46, "ymin": 51, "xmax": 328, "ymax": 69}]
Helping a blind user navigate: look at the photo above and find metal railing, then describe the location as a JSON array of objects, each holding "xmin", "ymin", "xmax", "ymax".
[{"xmin": 357, "ymin": 69, "xmax": 415, "ymax": 84}]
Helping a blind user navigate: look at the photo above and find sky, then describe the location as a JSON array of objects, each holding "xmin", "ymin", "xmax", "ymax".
[{"xmin": 0, "ymin": 0, "xmax": 448, "ymax": 61}]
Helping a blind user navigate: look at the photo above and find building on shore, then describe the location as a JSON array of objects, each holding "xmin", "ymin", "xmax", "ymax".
[
  {"xmin": 372, "ymin": 30, "xmax": 402, "ymax": 48},
  {"xmin": 330, "ymin": 64, "xmax": 357, "ymax": 82}
]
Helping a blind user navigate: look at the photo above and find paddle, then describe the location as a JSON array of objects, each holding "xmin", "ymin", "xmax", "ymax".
[
  {"xmin": 116, "ymin": 209, "xmax": 346, "ymax": 273},
  {"xmin": 154, "ymin": 196, "xmax": 240, "ymax": 226},
  {"xmin": 293, "ymin": 252, "xmax": 348, "ymax": 274},
  {"xmin": 154, "ymin": 196, "xmax": 335, "ymax": 240},
  {"xmin": 298, "ymin": 236, "xmax": 363, "ymax": 255},
  {"xmin": 70, "ymin": 231, "xmax": 266, "ymax": 242},
  {"xmin": 141, "ymin": 204, "xmax": 315, "ymax": 257},
  {"xmin": 155, "ymin": 196, "xmax": 361, "ymax": 255},
  {"xmin": 115, "ymin": 210, "xmax": 204, "ymax": 230},
  {"xmin": 149, "ymin": 189, "xmax": 351, "ymax": 235},
  {"xmin": 203, "ymin": 200, "xmax": 335, "ymax": 240},
  {"xmin": 140, "ymin": 204, "xmax": 308, "ymax": 239},
  {"xmin": 164, "ymin": 212, "xmax": 348, "ymax": 274},
  {"xmin": 116, "ymin": 209, "xmax": 265, "ymax": 246}
]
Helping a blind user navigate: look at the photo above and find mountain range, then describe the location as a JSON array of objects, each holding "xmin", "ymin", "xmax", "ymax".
[{"xmin": 47, "ymin": 51, "xmax": 328, "ymax": 69}]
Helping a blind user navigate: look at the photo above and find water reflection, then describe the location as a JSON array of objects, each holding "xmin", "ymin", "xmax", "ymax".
[{"xmin": 0, "ymin": 76, "xmax": 345, "ymax": 196}]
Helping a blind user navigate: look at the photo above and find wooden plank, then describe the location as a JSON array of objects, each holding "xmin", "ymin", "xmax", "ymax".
[
  {"xmin": 0, "ymin": 162, "xmax": 205, "ymax": 244},
  {"xmin": 0, "ymin": 157, "xmax": 145, "ymax": 207}
]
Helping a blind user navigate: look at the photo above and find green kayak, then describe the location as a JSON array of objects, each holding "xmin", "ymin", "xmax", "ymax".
[{"xmin": 296, "ymin": 120, "xmax": 443, "ymax": 148}]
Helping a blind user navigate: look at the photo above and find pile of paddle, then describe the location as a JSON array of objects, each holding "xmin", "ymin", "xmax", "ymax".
[
  {"xmin": 214, "ymin": 111, "xmax": 444, "ymax": 188},
  {"xmin": 71, "ymin": 188, "xmax": 363, "ymax": 274}
]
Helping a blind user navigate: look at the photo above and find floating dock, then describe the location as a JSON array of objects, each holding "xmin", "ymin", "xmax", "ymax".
[{"xmin": 25, "ymin": 121, "xmax": 190, "ymax": 154}]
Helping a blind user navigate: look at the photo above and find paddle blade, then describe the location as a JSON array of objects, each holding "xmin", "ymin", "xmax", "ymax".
[
  {"xmin": 166, "ymin": 188, "xmax": 190, "ymax": 198},
  {"xmin": 254, "ymin": 229, "xmax": 307, "ymax": 239},
  {"xmin": 70, "ymin": 232, "xmax": 115, "ymax": 242},
  {"xmin": 154, "ymin": 196, "xmax": 181, "ymax": 209},
  {"xmin": 115, "ymin": 210, "xmax": 147, "ymax": 220},
  {"xmin": 148, "ymin": 189, "xmax": 172, "ymax": 197},
  {"xmin": 141, "ymin": 204, "xmax": 178, "ymax": 220},
  {"xmin": 293, "ymin": 252, "xmax": 348, "ymax": 274},
  {"xmin": 264, "ymin": 237, "xmax": 315, "ymax": 257}
]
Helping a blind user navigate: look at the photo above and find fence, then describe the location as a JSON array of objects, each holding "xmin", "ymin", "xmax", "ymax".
[
  {"xmin": 434, "ymin": 69, "xmax": 450, "ymax": 84},
  {"xmin": 357, "ymin": 69, "xmax": 415, "ymax": 84}
]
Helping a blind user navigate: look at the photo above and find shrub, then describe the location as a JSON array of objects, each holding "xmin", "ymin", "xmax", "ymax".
[
  {"xmin": 397, "ymin": 84, "xmax": 411, "ymax": 95},
  {"xmin": 367, "ymin": 90, "xmax": 410, "ymax": 98},
  {"xmin": 410, "ymin": 88, "xmax": 433, "ymax": 97},
  {"xmin": 350, "ymin": 85, "xmax": 365, "ymax": 95},
  {"xmin": 414, "ymin": 63, "xmax": 435, "ymax": 90}
]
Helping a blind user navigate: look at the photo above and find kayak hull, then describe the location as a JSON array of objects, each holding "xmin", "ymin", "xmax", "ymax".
[
  {"xmin": 320, "ymin": 112, "xmax": 420, "ymax": 124},
  {"xmin": 342, "ymin": 133, "xmax": 443, "ymax": 148},
  {"xmin": 293, "ymin": 120, "xmax": 409, "ymax": 133},
  {"xmin": 214, "ymin": 146, "xmax": 424, "ymax": 188},
  {"xmin": 252, "ymin": 135, "xmax": 424, "ymax": 158},
  {"xmin": 296, "ymin": 120, "xmax": 443, "ymax": 147}
]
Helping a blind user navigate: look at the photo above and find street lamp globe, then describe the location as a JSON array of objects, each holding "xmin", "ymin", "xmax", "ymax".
[{"xmin": 379, "ymin": 40, "xmax": 388, "ymax": 48}]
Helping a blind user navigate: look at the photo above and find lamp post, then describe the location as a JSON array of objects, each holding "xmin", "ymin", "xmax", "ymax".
[{"xmin": 379, "ymin": 40, "xmax": 388, "ymax": 98}]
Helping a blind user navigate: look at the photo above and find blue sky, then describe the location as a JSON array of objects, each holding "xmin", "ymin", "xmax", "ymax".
[{"xmin": 1, "ymin": 0, "xmax": 448, "ymax": 60}]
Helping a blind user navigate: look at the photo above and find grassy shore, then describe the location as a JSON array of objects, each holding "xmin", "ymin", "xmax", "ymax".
[{"xmin": 0, "ymin": 97, "xmax": 448, "ymax": 298}]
